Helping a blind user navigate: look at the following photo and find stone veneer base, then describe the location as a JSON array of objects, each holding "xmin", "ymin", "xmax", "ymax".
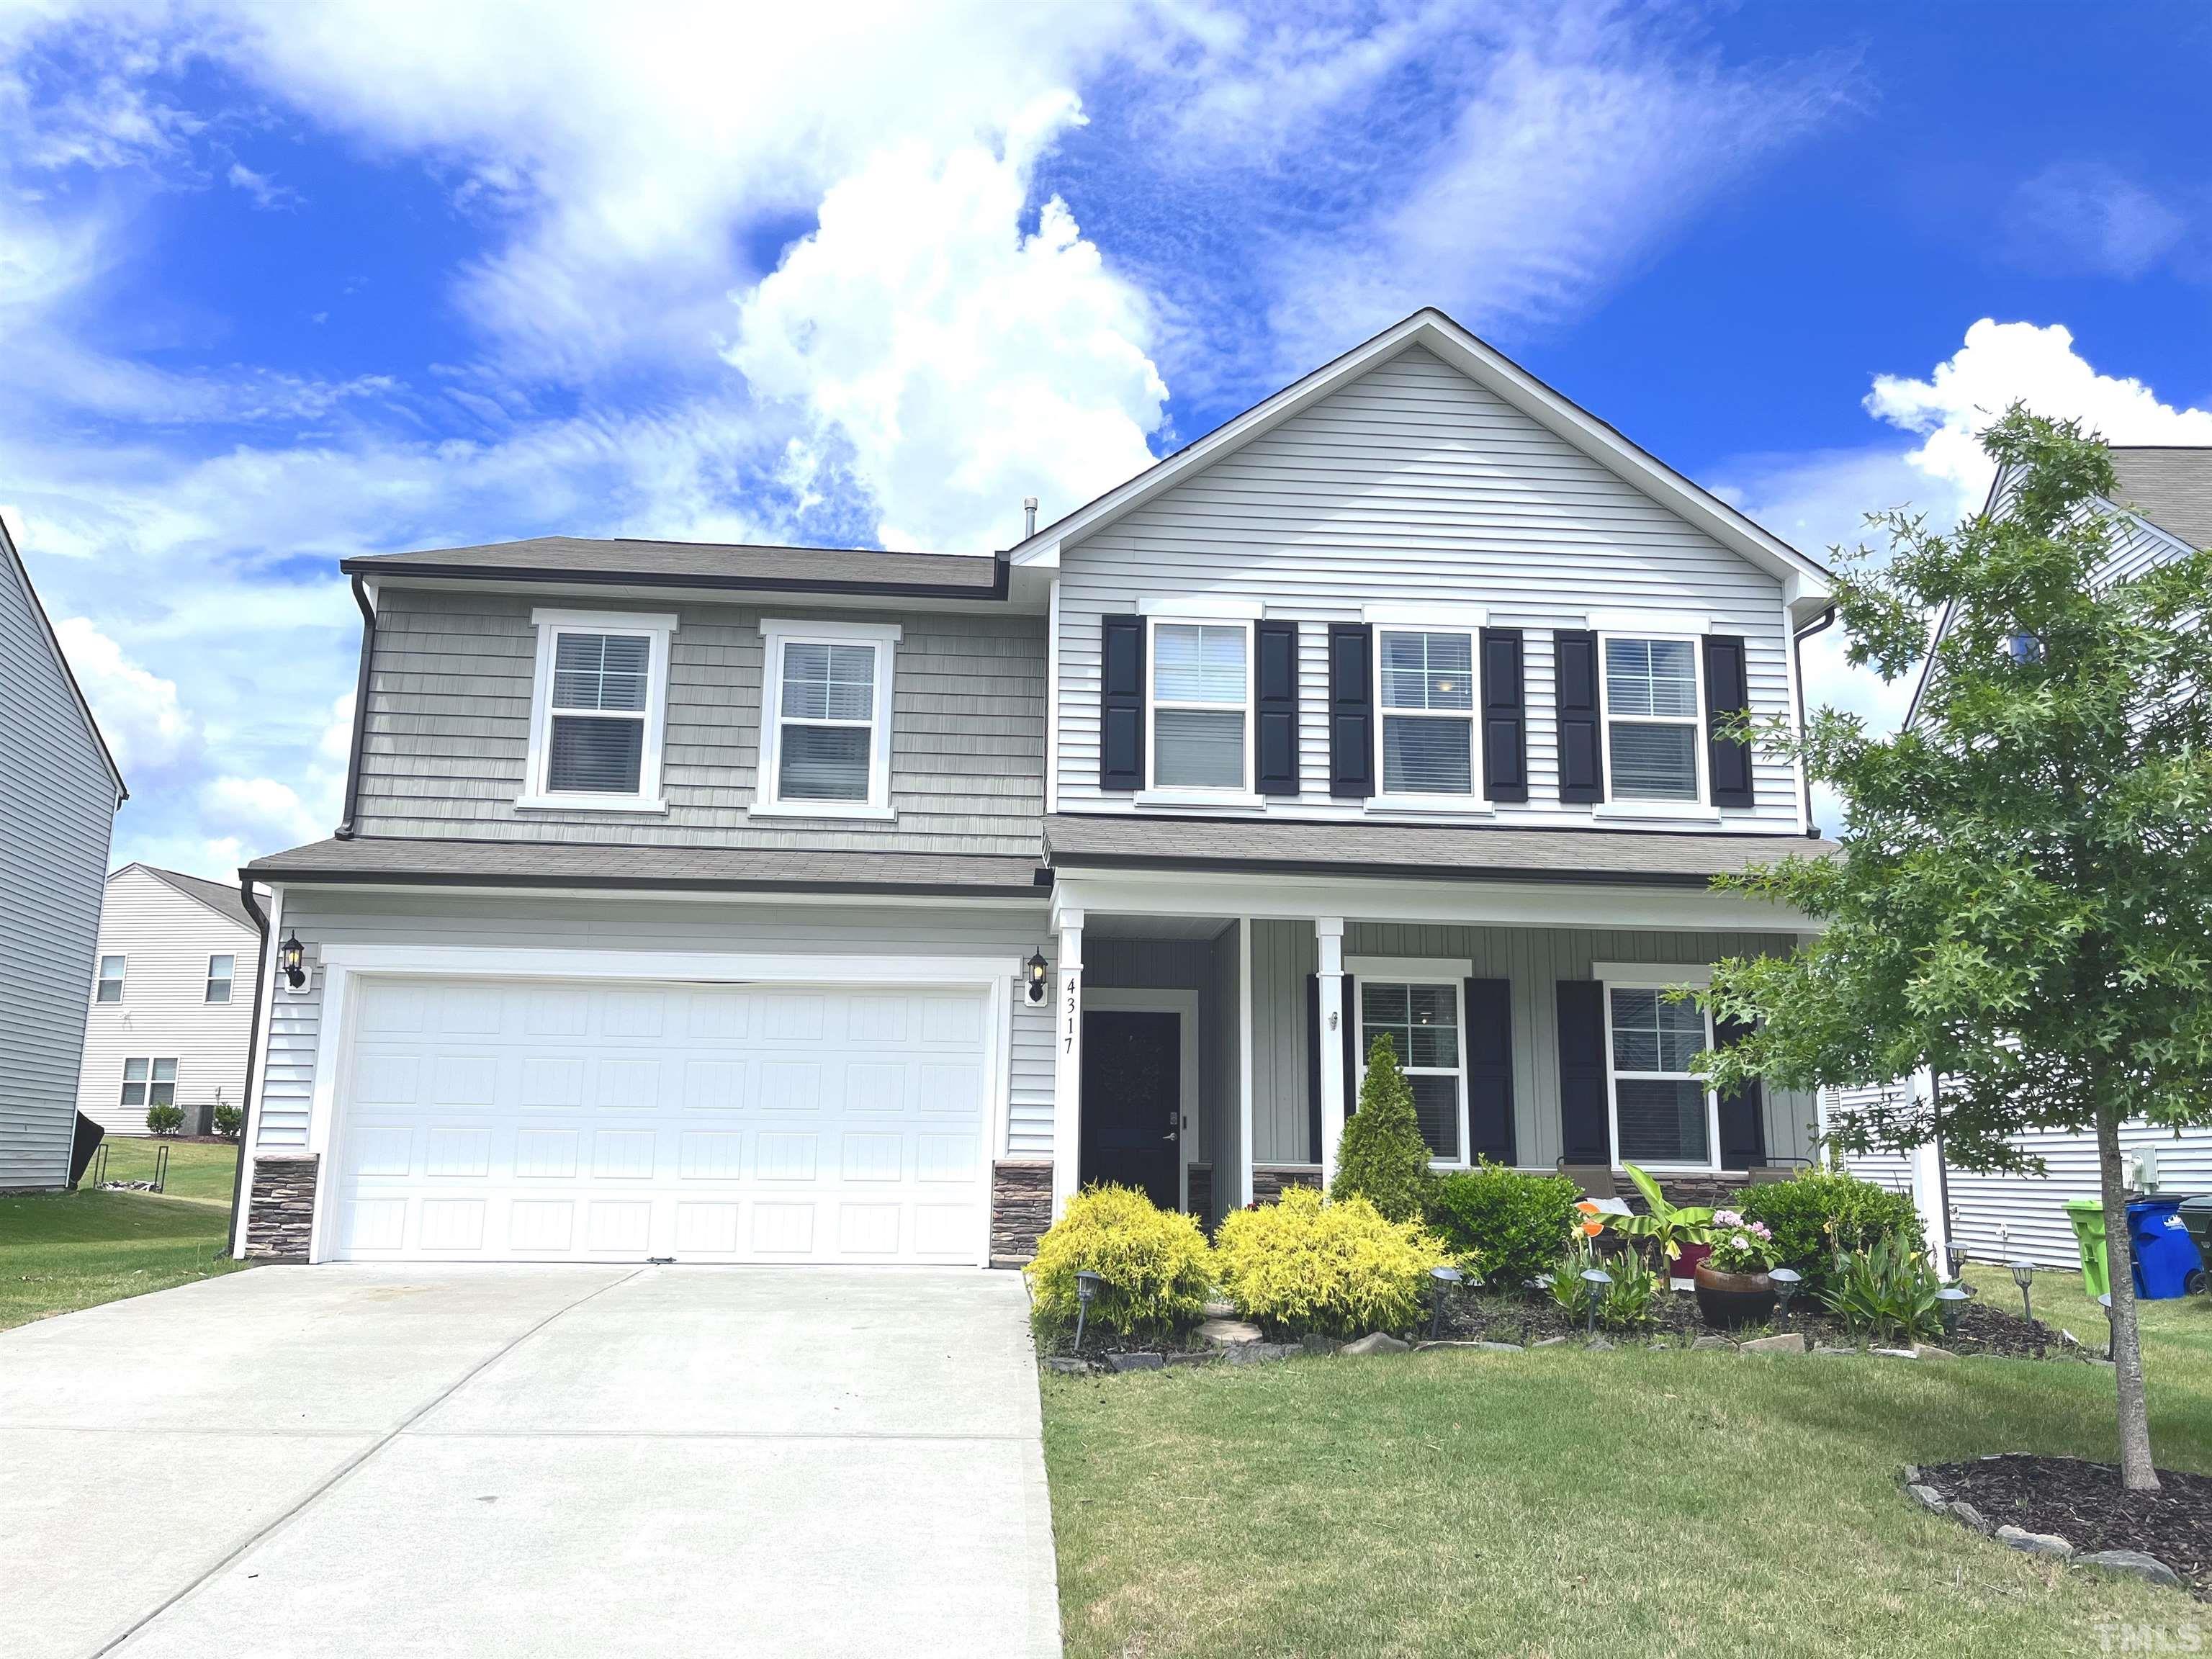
[
  {"xmin": 244, "ymin": 1153, "xmax": 319, "ymax": 1261},
  {"xmin": 989, "ymin": 1160, "xmax": 1054, "ymax": 1263}
]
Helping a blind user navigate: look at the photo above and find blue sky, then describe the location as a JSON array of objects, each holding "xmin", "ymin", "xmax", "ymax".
[{"xmin": 4, "ymin": 1, "xmax": 2208, "ymax": 877}]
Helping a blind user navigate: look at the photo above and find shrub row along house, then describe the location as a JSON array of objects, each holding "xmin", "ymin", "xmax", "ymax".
[{"xmin": 229, "ymin": 309, "xmax": 1838, "ymax": 1267}]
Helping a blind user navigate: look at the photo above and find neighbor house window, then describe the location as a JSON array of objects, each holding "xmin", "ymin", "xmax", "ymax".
[
  {"xmin": 121, "ymin": 1058, "xmax": 178, "ymax": 1112},
  {"xmin": 755, "ymin": 618, "xmax": 899, "ymax": 817},
  {"xmin": 1357, "ymin": 979, "xmax": 1465, "ymax": 1164},
  {"xmin": 1600, "ymin": 635, "xmax": 1703, "ymax": 802},
  {"xmin": 204, "ymin": 954, "xmax": 235, "ymax": 1004},
  {"xmin": 521, "ymin": 608, "xmax": 678, "ymax": 811},
  {"xmin": 1149, "ymin": 621, "xmax": 1249, "ymax": 791},
  {"xmin": 1377, "ymin": 628, "xmax": 1475, "ymax": 796},
  {"xmin": 1604, "ymin": 986, "xmax": 1717, "ymax": 1169},
  {"xmin": 95, "ymin": 956, "xmax": 125, "ymax": 1003}
]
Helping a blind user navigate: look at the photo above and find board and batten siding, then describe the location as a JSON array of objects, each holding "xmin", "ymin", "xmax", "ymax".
[
  {"xmin": 1054, "ymin": 345, "xmax": 1802, "ymax": 828},
  {"xmin": 354, "ymin": 592, "xmax": 1046, "ymax": 857},
  {"xmin": 77, "ymin": 869, "xmax": 261, "ymax": 1134},
  {"xmin": 252, "ymin": 890, "xmax": 1053, "ymax": 1157},
  {"xmin": 0, "ymin": 543, "xmax": 119, "ymax": 1190}
]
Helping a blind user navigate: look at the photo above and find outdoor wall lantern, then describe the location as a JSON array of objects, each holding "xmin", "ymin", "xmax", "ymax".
[
  {"xmin": 1024, "ymin": 949, "xmax": 1048, "ymax": 1004},
  {"xmin": 1936, "ymin": 1285, "xmax": 1971, "ymax": 1339},
  {"xmin": 1072, "ymin": 1269, "xmax": 1102, "ymax": 1355},
  {"xmin": 2010, "ymin": 1259, "xmax": 2037, "ymax": 1326},
  {"xmin": 279, "ymin": 931, "xmax": 307, "ymax": 989},
  {"xmin": 1770, "ymin": 1267, "xmax": 1803, "ymax": 1326},
  {"xmin": 1428, "ymin": 1264, "xmax": 1464, "ymax": 1340},
  {"xmin": 1578, "ymin": 1267, "xmax": 1612, "ymax": 1340}
]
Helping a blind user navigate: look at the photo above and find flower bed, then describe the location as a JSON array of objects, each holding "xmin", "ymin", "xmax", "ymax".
[{"xmin": 1913, "ymin": 1455, "xmax": 2212, "ymax": 1598}]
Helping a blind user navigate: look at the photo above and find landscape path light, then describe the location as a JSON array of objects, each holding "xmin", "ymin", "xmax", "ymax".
[
  {"xmin": 1428, "ymin": 1264, "xmax": 1463, "ymax": 1341},
  {"xmin": 1579, "ymin": 1268, "xmax": 1611, "ymax": 1341},
  {"xmin": 2010, "ymin": 1260, "xmax": 2037, "ymax": 1326},
  {"xmin": 1073, "ymin": 1269, "xmax": 1102, "ymax": 1356},
  {"xmin": 1936, "ymin": 1285, "xmax": 1972, "ymax": 1339},
  {"xmin": 1770, "ymin": 1267, "xmax": 1803, "ymax": 1327}
]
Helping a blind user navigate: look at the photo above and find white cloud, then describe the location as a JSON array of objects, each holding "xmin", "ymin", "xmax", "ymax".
[
  {"xmin": 199, "ymin": 774, "xmax": 327, "ymax": 850},
  {"xmin": 225, "ymin": 160, "xmax": 299, "ymax": 210},
  {"xmin": 50, "ymin": 613, "xmax": 197, "ymax": 774},
  {"xmin": 2003, "ymin": 161, "xmax": 2190, "ymax": 280}
]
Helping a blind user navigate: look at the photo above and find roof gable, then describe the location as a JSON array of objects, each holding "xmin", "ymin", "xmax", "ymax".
[
  {"xmin": 0, "ymin": 516, "xmax": 125, "ymax": 800},
  {"xmin": 112, "ymin": 863, "xmax": 260, "ymax": 933}
]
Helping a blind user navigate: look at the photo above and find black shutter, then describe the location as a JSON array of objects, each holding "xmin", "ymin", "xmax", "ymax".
[
  {"xmin": 1556, "ymin": 981, "xmax": 1609, "ymax": 1163},
  {"xmin": 1464, "ymin": 977, "xmax": 1515, "ymax": 1164},
  {"xmin": 1256, "ymin": 619, "xmax": 1300, "ymax": 796},
  {"xmin": 1100, "ymin": 614, "xmax": 1143, "ymax": 791},
  {"xmin": 1714, "ymin": 1013, "xmax": 1767, "ymax": 1169},
  {"xmin": 1327, "ymin": 623, "xmax": 1373, "ymax": 799},
  {"xmin": 1305, "ymin": 972, "xmax": 1322, "ymax": 1161},
  {"xmin": 1480, "ymin": 627, "xmax": 1527, "ymax": 803},
  {"xmin": 1343, "ymin": 976, "xmax": 1361, "ymax": 1115},
  {"xmin": 1555, "ymin": 629, "xmax": 1603, "ymax": 804},
  {"xmin": 1703, "ymin": 634, "xmax": 1754, "ymax": 809}
]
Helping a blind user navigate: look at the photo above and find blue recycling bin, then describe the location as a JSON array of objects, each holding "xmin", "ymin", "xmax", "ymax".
[{"xmin": 2126, "ymin": 1197, "xmax": 2208, "ymax": 1300}]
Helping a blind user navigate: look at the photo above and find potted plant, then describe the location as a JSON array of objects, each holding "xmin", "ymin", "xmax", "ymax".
[
  {"xmin": 1605, "ymin": 1164, "xmax": 1716, "ymax": 1288},
  {"xmin": 1694, "ymin": 1210, "xmax": 1779, "ymax": 1328}
]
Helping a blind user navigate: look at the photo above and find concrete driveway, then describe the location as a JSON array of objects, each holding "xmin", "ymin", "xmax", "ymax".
[{"xmin": 1, "ymin": 1266, "xmax": 1059, "ymax": 1658}]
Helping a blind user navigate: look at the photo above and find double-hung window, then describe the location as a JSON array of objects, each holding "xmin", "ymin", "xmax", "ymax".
[
  {"xmin": 1602, "ymin": 974, "xmax": 1719, "ymax": 1171},
  {"xmin": 204, "ymin": 954, "xmax": 235, "ymax": 1004},
  {"xmin": 121, "ymin": 1058, "xmax": 177, "ymax": 1112},
  {"xmin": 1377, "ymin": 627, "xmax": 1477, "ymax": 798},
  {"xmin": 1148, "ymin": 621, "xmax": 1250, "ymax": 793},
  {"xmin": 521, "ymin": 609, "xmax": 677, "ymax": 811},
  {"xmin": 1599, "ymin": 635, "xmax": 1704, "ymax": 803},
  {"xmin": 94, "ymin": 956, "xmax": 125, "ymax": 1003},
  {"xmin": 1352, "ymin": 963, "xmax": 1470, "ymax": 1165},
  {"xmin": 755, "ymin": 618, "xmax": 899, "ymax": 817}
]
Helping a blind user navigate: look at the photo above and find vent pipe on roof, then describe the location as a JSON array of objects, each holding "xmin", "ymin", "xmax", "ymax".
[{"xmin": 1023, "ymin": 496, "xmax": 1038, "ymax": 537}]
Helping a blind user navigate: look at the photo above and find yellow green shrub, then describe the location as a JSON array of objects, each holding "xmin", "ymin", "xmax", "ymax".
[
  {"xmin": 1025, "ymin": 1183, "xmax": 1214, "ymax": 1339},
  {"xmin": 1213, "ymin": 1185, "xmax": 1448, "ymax": 1339}
]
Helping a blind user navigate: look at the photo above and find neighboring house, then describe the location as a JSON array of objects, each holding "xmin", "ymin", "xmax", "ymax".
[
  {"xmin": 230, "ymin": 307, "xmax": 1839, "ymax": 1265},
  {"xmin": 78, "ymin": 864, "xmax": 265, "ymax": 1138},
  {"xmin": 0, "ymin": 513, "xmax": 127, "ymax": 1191},
  {"xmin": 1833, "ymin": 444, "xmax": 2212, "ymax": 1268}
]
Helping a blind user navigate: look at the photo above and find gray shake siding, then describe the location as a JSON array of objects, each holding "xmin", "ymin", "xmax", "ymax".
[
  {"xmin": 1055, "ymin": 346, "xmax": 1802, "ymax": 828},
  {"xmin": 0, "ymin": 536, "xmax": 120, "ymax": 1189},
  {"xmin": 355, "ymin": 592, "xmax": 1045, "ymax": 856}
]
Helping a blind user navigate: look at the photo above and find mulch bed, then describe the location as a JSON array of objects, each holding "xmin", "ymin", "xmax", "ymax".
[{"xmin": 1920, "ymin": 1455, "xmax": 2212, "ymax": 1597}]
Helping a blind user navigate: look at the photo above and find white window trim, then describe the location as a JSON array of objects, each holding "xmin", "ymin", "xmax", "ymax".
[
  {"xmin": 1370, "ymin": 622, "xmax": 1491, "ymax": 812},
  {"xmin": 1595, "ymin": 629, "xmax": 1709, "ymax": 812},
  {"xmin": 94, "ymin": 955, "xmax": 126, "ymax": 1004},
  {"xmin": 1138, "ymin": 595, "xmax": 1264, "ymax": 620},
  {"xmin": 1143, "ymin": 616, "xmax": 1254, "ymax": 798},
  {"xmin": 1364, "ymin": 603, "xmax": 1487, "ymax": 629},
  {"xmin": 205, "ymin": 953, "xmax": 235, "ymax": 1004},
  {"xmin": 1347, "ymin": 956, "xmax": 1474, "ymax": 1171},
  {"xmin": 1586, "ymin": 610, "xmax": 1712, "ymax": 635},
  {"xmin": 519, "ymin": 608, "xmax": 678, "ymax": 814},
  {"xmin": 1598, "ymin": 968, "xmax": 1722, "ymax": 1175},
  {"xmin": 752, "ymin": 617, "xmax": 901, "ymax": 821}
]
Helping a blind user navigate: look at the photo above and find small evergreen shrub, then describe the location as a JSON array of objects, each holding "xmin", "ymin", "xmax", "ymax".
[
  {"xmin": 1025, "ymin": 1184, "xmax": 1213, "ymax": 1339},
  {"xmin": 1328, "ymin": 1034, "xmax": 1436, "ymax": 1223},
  {"xmin": 1214, "ymin": 1186, "xmax": 1447, "ymax": 1339},
  {"xmin": 1738, "ymin": 1169, "xmax": 1923, "ymax": 1288},
  {"xmin": 212, "ymin": 1104, "xmax": 243, "ymax": 1141},
  {"xmin": 144, "ymin": 1104, "xmax": 185, "ymax": 1136},
  {"xmin": 1428, "ymin": 1162, "xmax": 1580, "ymax": 1290}
]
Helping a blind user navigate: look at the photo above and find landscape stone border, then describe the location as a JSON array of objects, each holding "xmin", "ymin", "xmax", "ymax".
[{"xmin": 1899, "ymin": 1463, "xmax": 2187, "ymax": 1591}]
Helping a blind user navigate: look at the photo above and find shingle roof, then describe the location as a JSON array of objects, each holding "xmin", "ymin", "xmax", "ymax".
[
  {"xmin": 123, "ymin": 863, "xmax": 260, "ymax": 932},
  {"xmin": 2108, "ymin": 448, "xmax": 2212, "ymax": 551},
  {"xmin": 1043, "ymin": 814, "xmax": 1833, "ymax": 886},
  {"xmin": 343, "ymin": 536, "xmax": 1004, "ymax": 596},
  {"xmin": 246, "ymin": 836, "xmax": 1048, "ymax": 898}
]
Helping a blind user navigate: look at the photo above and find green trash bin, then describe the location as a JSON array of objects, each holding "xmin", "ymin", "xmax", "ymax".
[{"xmin": 2065, "ymin": 1198, "xmax": 2110, "ymax": 1298}]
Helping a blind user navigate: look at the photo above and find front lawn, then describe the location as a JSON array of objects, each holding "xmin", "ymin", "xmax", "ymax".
[
  {"xmin": 86, "ymin": 1137, "xmax": 239, "ymax": 1205},
  {"xmin": 0, "ymin": 1190, "xmax": 249, "ymax": 1331},
  {"xmin": 1041, "ymin": 1270, "xmax": 2212, "ymax": 1658}
]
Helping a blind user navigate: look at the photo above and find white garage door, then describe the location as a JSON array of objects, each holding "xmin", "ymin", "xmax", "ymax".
[{"xmin": 325, "ymin": 975, "xmax": 995, "ymax": 1264}]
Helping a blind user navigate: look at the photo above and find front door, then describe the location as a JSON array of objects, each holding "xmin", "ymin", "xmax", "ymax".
[{"xmin": 1080, "ymin": 1010, "xmax": 1181, "ymax": 1211}]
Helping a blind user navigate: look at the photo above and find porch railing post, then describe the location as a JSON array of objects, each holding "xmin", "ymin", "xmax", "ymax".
[
  {"xmin": 1051, "ymin": 909, "xmax": 1086, "ymax": 1218},
  {"xmin": 1316, "ymin": 917, "xmax": 1346, "ymax": 1187}
]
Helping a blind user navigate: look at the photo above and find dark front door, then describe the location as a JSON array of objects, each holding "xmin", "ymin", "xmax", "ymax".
[{"xmin": 1080, "ymin": 1010, "xmax": 1181, "ymax": 1211}]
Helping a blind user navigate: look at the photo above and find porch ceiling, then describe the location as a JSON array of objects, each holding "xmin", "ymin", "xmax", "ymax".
[{"xmin": 1081, "ymin": 913, "xmax": 1235, "ymax": 941}]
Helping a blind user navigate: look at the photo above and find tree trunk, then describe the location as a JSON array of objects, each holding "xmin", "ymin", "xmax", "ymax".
[{"xmin": 2096, "ymin": 1108, "xmax": 2160, "ymax": 1490}]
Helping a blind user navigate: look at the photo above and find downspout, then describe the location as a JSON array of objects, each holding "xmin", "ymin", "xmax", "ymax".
[
  {"xmin": 1791, "ymin": 605, "xmax": 1837, "ymax": 837},
  {"xmin": 333, "ymin": 575, "xmax": 377, "ymax": 839},
  {"xmin": 225, "ymin": 879, "xmax": 271, "ymax": 1256}
]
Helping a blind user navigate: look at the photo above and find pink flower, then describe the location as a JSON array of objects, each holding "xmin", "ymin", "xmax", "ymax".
[{"xmin": 1714, "ymin": 1209, "xmax": 1742, "ymax": 1226}]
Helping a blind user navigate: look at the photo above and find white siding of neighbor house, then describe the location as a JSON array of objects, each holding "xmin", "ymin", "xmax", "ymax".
[
  {"xmin": 1054, "ymin": 346, "xmax": 1804, "ymax": 830},
  {"xmin": 0, "ymin": 539, "xmax": 119, "ymax": 1190},
  {"xmin": 354, "ymin": 593, "xmax": 1045, "ymax": 857},
  {"xmin": 77, "ymin": 868, "xmax": 261, "ymax": 1136},
  {"xmin": 251, "ymin": 889, "xmax": 1053, "ymax": 1158}
]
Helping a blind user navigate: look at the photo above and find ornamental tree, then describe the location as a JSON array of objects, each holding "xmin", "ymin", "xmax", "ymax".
[
  {"xmin": 1700, "ymin": 408, "xmax": 2212, "ymax": 1491},
  {"xmin": 1330, "ymin": 1033, "xmax": 1435, "ymax": 1223}
]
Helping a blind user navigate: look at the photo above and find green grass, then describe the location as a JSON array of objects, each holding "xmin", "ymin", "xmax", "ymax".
[
  {"xmin": 1041, "ymin": 1270, "xmax": 2212, "ymax": 1658},
  {"xmin": 0, "ymin": 1190, "xmax": 249, "ymax": 1331},
  {"xmin": 88, "ymin": 1138, "xmax": 239, "ymax": 1205}
]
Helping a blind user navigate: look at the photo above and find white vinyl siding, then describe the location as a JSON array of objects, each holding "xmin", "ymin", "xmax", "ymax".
[{"xmin": 1055, "ymin": 345, "xmax": 1801, "ymax": 830}]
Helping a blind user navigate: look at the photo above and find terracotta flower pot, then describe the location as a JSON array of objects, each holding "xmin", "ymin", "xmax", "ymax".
[
  {"xmin": 1671, "ymin": 1241, "xmax": 1713, "ymax": 1287},
  {"xmin": 1694, "ymin": 1262, "xmax": 1776, "ymax": 1330}
]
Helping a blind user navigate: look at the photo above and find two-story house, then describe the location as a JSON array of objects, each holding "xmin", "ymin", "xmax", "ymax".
[{"xmin": 230, "ymin": 310, "xmax": 1836, "ymax": 1265}]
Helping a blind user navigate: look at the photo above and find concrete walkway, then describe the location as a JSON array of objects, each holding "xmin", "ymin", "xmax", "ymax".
[{"xmin": 1, "ymin": 1266, "xmax": 1059, "ymax": 1658}]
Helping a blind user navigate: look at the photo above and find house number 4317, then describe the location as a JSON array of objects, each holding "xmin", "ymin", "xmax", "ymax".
[{"xmin": 1064, "ymin": 976, "xmax": 1079, "ymax": 1052}]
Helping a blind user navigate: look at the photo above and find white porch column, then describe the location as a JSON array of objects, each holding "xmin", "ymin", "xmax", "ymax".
[
  {"xmin": 1315, "ymin": 916, "xmax": 1346, "ymax": 1187},
  {"xmin": 1051, "ymin": 908, "xmax": 1086, "ymax": 1217},
  {"xmin": 1910, "ymin": 1065, "xmax": 1951, "ymax": 1276},
  {"xmin": 1237, "ymin": 917, "xmax": 1255, "ymax": 1208}
]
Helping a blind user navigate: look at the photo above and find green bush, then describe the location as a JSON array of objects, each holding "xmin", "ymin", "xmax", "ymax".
[
  {"xmin": 1328, "ymin": 1034, "xmax": 1436, "ymax": 1223},
  {"xmin": 1215, "ymin": 1185, "xmax": 1447, "ymax": 1339},
  {"xmin": 1428, "ymin": 1162, "xmax": 1580, "ymax": 1290},
  {"xmin": 1738, "ymin": 1169, "xmax": 1923, "ymax": 1288},
  {"xmin": 212, "ymin": 1104, "xmax": 243, "ymax": 1141},
  {"xmin": 1818, "ymin": 1235, "xmax": 1944, "ymax": 1345},
  {"xmin": 144, "ymin": 1104, "xmax": 184, "ymax": 1136},
  {"xmin": 1025, "ymin": 1184, "xmax": 1213, "ymax": 1339}
]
